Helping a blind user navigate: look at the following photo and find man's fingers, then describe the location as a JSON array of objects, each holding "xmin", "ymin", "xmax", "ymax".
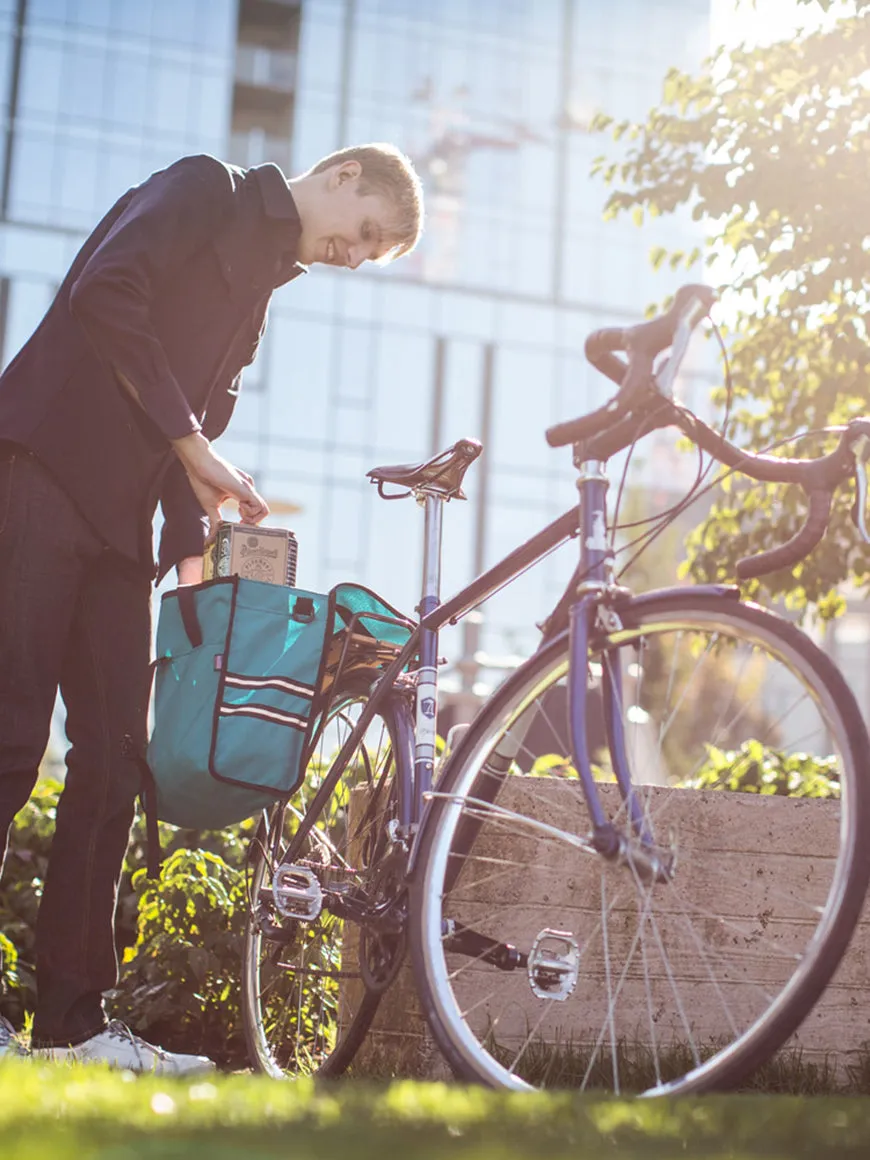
[
  {"xmin": 182, "ymin": 443, "xmax": 269, "ymax": 531},
  {"xmin": 236, "ymin": 475, "xmax": 269, "ymax": 525},
  {"xmin": 204, "ymin": 506, "xmax": 221, "ymax": 546},
  {"xmin": 239, "ymin": 496, "xmax": 270, "ymax": 525}
]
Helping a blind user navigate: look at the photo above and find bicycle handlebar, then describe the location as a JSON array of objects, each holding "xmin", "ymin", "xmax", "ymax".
[
  {"xmin": 735, "ymin": 489, "xmax": 833, "ymax": 581},
  {"xmin": 545, "ymin": 285, "xmax": 716, "ymax": 449},
  {"xmin": 550, "ymin": 282, "xmax": 870, "ymax": 581}
]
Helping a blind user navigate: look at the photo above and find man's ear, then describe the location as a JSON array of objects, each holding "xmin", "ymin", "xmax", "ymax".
[{"xmin": 334, "ymin": 159, "xmax": 362, "ymax": 186}]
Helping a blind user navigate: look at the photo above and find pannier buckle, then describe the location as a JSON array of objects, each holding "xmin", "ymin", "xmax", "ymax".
[{"xmin": 291, "ymin": 596, "xmax": 316, "ymax": 623}]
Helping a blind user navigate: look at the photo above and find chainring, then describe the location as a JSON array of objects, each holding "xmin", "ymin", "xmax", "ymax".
[{"xmin": 358, "ymin": 853, "xmax": 407, "ymax": 993}]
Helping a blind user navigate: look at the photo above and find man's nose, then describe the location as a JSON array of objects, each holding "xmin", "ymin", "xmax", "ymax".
[{"xmin": 346, "ymin": 246, "xmax": 365, "ymax": 270}]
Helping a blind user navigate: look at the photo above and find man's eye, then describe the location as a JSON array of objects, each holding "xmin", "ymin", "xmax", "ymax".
[{"xmin": 362, "ymin": 225, "xmax": 371, "ymax": 241}]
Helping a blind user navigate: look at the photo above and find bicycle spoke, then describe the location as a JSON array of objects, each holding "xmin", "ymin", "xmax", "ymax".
[
  {"xmin": 416, "ymin": 598, "xmax": 868, "ymax": 1094},
  {"xmin": 243, "ymin": 686, "xmax": 402, "ymax": 1078}
]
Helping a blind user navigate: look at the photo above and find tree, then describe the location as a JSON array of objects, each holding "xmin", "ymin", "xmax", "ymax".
[{"xmin": 594, "ymin": 0, "xmax": 870, "ymax": 618}]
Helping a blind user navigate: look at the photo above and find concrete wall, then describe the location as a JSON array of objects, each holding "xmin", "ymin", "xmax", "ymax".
[{"xmin": 347, "ymin": 780, "xmax": 870, "ymax": 1082}]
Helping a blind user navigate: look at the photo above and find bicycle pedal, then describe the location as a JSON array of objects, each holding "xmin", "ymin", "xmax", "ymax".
[
  {"xmin": 273, "ymin": 863, "xmax": 323, "ymax": 920},
  {"xmin": 527, "ymin": 929, "xmax": 580, "ymax": 1001}
]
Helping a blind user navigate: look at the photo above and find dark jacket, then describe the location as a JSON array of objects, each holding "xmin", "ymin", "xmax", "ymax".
[{"xmin": 0, "ymin": 154, "xmax": 305, "ymax": 579}]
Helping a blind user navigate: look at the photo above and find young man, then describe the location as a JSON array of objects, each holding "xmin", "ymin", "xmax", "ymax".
[{"xmin": 0, "ymin": 144, "xmax": 424, "ymax": 1071}]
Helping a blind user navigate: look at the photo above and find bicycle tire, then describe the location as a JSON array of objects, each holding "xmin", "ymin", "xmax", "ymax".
[
  {"xmin": 242, "ymin": 677, "xmax": 413, "ymax": 1078},
  {"xmin": 410, "ymin": 590, "xmax": 870, "ymax": 1094}
]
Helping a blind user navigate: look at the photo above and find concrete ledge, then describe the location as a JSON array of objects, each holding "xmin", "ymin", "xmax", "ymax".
[{"xmin": 348, "ymin": 779, "xmax": 870, "ymax": 1080}]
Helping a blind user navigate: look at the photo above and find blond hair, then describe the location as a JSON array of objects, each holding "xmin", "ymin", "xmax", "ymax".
[{"xmin": 307, "ymin": 142, "xmax": 424, "ymax": 260}]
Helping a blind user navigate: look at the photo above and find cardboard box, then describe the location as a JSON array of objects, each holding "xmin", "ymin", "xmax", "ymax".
[{"xmin": 203, "ymin": 522, "xmax": 298, "ymax": 587}]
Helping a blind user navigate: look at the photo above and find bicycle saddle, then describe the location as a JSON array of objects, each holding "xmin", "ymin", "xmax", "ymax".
[{"xmin": 367, "ymin": 438, "xmax": 483, "ymax": 500}]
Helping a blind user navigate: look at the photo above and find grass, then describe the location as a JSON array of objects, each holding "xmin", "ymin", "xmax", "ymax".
[
  {"xmin": 486, "ymin": 1031, "xmax": 870, "ymax": 1096},
  {"xmin": 4, "ymin": 1060, "xmax": 870, "ymax": 1159}
]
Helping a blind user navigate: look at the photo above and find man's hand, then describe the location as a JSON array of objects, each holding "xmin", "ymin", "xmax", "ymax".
[
  {"xmin": 171, "ymin": 432, "xmax": 269, "ymax": 541},
  {"xmin": 177, "ymin": 556, "xmax": 204, "ymax": 585}
]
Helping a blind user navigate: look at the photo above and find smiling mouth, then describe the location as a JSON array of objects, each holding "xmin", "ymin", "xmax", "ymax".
[{"xmin": 326, "ymin": 238, "xmax": 338, "ymax": 264}]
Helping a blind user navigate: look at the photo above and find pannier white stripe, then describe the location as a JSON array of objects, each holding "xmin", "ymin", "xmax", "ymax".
[
  {"xmin": 219, "ymin": 703, "xmax": 307, "ymax": 729},
  {"xmin": 225, "ymin": 673, "xmax": 315, "ymax": 699}
]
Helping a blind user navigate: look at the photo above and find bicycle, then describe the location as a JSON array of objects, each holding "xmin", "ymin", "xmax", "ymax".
[{"xmin": 241, "ymin": 283, "xmax": 870, "ymax": 1094}]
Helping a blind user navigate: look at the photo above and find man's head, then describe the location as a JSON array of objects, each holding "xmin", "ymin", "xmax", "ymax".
[{"xmin": 290, "ymin": 142, "xmax": 424, "ymax": 269}]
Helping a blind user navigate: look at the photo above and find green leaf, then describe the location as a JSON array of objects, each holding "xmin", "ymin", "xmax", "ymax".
[{"xmin": 593, "ymin": 5, "xmax": 870, "ymax": 609}]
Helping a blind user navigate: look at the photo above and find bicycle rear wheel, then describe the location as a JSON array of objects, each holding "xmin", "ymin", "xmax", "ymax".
[
  {"xmin": 243, "ymin": 678, "xmax": 412, "ymax": 1078},
  {"xmin": 410, "ymin": 590, "xmax": 870, "ymax": 1093}
]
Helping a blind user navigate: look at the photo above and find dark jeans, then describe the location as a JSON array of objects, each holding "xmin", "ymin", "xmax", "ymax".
[{"xmin": 0, "ymin": 444, "xmax": 151, "ymax": 1047}]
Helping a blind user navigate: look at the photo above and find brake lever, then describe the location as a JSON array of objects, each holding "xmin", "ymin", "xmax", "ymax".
[
  {"xmin": 655, "ymin": 296, "xmax": 710, "ymax": 399},
  {"xmin": 849, "ymin": 433, "xmax": 870, "ymax": 543}
]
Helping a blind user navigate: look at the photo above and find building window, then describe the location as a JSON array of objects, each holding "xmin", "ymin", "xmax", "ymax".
[{"xmin": 230, "ymin": 0, "xmax": 300, "ymax": 173}]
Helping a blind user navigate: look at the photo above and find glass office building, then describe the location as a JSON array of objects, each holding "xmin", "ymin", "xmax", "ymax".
[{"xmin": 0, "ymin": 0, "xmax": 714, "ymax": 707}]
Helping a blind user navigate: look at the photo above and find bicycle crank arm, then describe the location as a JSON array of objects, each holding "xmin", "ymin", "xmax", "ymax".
[
  {"xmin": 326, "ymin": 887, "xmax": 407, "ymax": 935},
  {"xmin": 442, "ymin": 919, "xmax": 528, "ymax": 971},
  {"xmin": 255, "ymin": 910, "xmax": 300, "ymax": 944}
]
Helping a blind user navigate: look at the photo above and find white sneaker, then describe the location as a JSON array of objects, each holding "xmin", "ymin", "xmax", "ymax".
[
  {"xmin": 33, "ymin": 1020, "xmax": 215, "ymax": 1075},
  {"xmin": 0, "ymin": 1014, "xmax": 26, "ymax": 1058}
]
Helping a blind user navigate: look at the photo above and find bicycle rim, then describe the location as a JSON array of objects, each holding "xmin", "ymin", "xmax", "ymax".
[
  {"xmin": 242, "ymin": 684, "xmax": 403, "ymax": 1078},
  {"xmin": 411, "ymin": 592, "xmax": 870, "ymax": 1093}
]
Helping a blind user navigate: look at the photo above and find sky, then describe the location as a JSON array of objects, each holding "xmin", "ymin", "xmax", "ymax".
[
  {"xmin": 702, "ymin": 1, "xmax": 856, "ymax": 314},
  {"xmin": 709, "ymin": 0, "xmax": 851, "ymax": 49}
]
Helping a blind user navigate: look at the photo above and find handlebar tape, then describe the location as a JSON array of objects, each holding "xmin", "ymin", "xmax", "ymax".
[{"xmin": 735, "ymin": 490, "xmax": 832, "ymax": 581}]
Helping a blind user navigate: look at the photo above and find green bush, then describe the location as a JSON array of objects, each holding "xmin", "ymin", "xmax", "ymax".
[
  {"xmin": 0, "ymin": 933, "xmax": 19, "ymax": 1000},
  {"xmin": 0, "ymin": 731, "xmax": 388, "ymax": 1068},
  {"xmin": 111, "ymin": 847, "xmax": 250, "ymax": 1066},
  {"xmin": 0, "ymin": 779, "xmax": 59, "ymax": 1017},
  {"xmin": 0, "ymin": 780, "xmax": 257, "ymax": 1067},
  {"xmin": 682, "ymin": 739, "xmax": 841, "ymax": 798},
  {"xmin": 523, "ymin": 741, "xmax": 840, "ymax": 799}
]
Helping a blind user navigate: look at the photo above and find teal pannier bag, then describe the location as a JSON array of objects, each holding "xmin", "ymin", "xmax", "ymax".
[{"xmin": 144, "ymin": 574, "xmax": 412, "ymax": 834}]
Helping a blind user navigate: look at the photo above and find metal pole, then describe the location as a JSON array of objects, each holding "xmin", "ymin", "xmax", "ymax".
[
  {"xmin": 2, "ymin": 0, "xmax": 28, "ymax": 219},
  {"xmin": 551, "ymin": 0, "xmax": 574, "ymax": 303},
  {"xmin": 429, "ymin": 334, "xmax": 446, "ymax": 456},
  {"xmin": 456, "ymin": 341, "xmax": 495, "ymax": 718}
]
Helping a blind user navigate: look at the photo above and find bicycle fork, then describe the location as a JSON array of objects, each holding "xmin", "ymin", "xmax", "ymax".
[{"xmin": 568, "ymin": 455, "xmax": 671, "ymax": 882}]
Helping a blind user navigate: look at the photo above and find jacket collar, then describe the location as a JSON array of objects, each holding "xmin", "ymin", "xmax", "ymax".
[
  {"xmin": 251, "ymin": 163, "xmax": 301, "ymax": 223},
  {"xmin": 250, "ymin": 163, "xmax": 307, "ymax": 282}
]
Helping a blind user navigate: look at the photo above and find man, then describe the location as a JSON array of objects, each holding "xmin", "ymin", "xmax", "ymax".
[{"xmin": 0, "ymin": 143, "xmax": 424, "ymax": 1071}]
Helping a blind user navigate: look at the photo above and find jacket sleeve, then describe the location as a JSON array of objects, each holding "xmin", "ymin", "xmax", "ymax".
[
  {"xmin": 202, "ymin": 292, "xmax": 270, "ymax": 441},
  {"xmin": 155, "ymin": 458, "xmax": 209, "ymax": 583},
  {"xmin": 69, "ymin": 155, "xmax": 236, "ymax": 442},
  {"xmin": 156, "ymin": 294, "xmax": 271, "ymax": 581}
]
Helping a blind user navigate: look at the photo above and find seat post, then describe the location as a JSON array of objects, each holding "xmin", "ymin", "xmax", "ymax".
[
  {"xmin": 414, "ymin": 489, "xmax": 445, "ymax": 816},
  {"xmin": 420, "ymin": 490, "xmax": 445, "ymax": 615}
]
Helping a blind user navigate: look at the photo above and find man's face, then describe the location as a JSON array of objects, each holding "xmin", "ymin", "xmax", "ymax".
[{"xmin": 299, "ymin": 161, "xmax": 399, "ymax": 269}]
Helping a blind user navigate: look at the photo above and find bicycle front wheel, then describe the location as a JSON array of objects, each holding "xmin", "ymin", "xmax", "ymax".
[
  {"xmin": 243, "ymin": 678, "xmax": 412, "ymax": 1078},
  {"xmin": 410, "ymin": 591, "xmax": 870, "ymax": 1094}
]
